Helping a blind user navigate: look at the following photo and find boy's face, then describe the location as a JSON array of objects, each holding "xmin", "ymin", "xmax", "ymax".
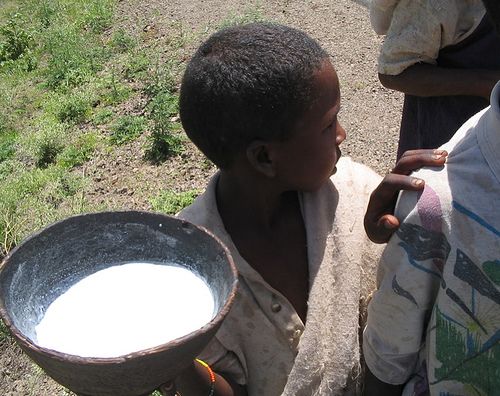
[{"xmin": 272, "ymin": 60, "xmax": 345, "ymax": 192}]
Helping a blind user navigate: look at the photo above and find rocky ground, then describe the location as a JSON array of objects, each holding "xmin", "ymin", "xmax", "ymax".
[{"xmin": 0, "ymin": 0, "xmax": 405, "ymax": 394}]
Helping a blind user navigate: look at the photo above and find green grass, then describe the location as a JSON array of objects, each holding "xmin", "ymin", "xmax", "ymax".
[
  {"xmin": 123, "ymin": 51, "xmax": 150, "ymax": 81},
  {"xmin": 109, "ymin": 115, "xmax": 146, "ymax": 145},
  {"xmin": 0, "ymin": 0, "xmax": 118, "ymax": 255},
  {"xmin": 57, "ymin": 132, "xmax": 99, "ymax": 168},
  {"xmin": 0, "ymin": 166, "xmax": 83, "ymax": 256},
  {"xmin": 0, "ymin": 130, "xmax": 17, "ymax": 163},
  {"xmin": 109, "ymin": 28, "xmax": 137, "ymax": 53},
  {"xmin": 92, "ymin": 107, "xmax": 113, "ymax": 125},
  {"xmin": 0, "ymin": 0, "xmax": 197, "ymax": 265},
  {"xmin": 19, "ymin": 116, "xmax": 66, "ymax": 168},
  {"xmin": 0, "ymin": 13, "xmax": 35, "ymax": 66},
  {"xmin": 53, "ymin": 91, "xmax": 95, "ymax": 123},
  {"xmin": 150, "ymin": 190, "xmax": 200, "ymax": 215},
  {"xmin": 217, "ymin": 4, "xmax": 266, "ymax": 29}
]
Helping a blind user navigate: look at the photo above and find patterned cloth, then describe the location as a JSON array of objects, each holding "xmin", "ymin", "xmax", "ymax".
[
  {"xmin": 363, "ymin": 81, "xmax": 500, "ymax": 395},
  {"xmin": 178, "ymin": 157, "xmax": 384, "ymax": 395}
]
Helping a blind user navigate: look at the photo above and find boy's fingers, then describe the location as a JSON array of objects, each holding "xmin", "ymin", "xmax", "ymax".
[{"xmin": 392, "ymin": 149, "xmax": 447, "ymax": 175}]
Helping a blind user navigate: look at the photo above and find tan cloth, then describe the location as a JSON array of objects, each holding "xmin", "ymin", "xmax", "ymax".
[
  {"xmin": 178, "ymin": 157, "xmax": 384, "ymax": 395},
  {"xmin": 370, "ymin": 0, "xmax": 399, "ymax": 35},
  {"xmin": 377, "ymin": 0, "xmax": 485, "ymax": 75}
]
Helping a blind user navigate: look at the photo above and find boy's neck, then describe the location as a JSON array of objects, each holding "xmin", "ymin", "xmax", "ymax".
[
  {"xmin": 216, "ymin": 169, "xmax": 296, "ymax": 230},
  {"xmin": 216, "ymin": 169, "xmax": 310, "ymax": 323}
]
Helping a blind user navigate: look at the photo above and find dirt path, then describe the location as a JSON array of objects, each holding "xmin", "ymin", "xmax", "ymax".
[{"xmin": 0, "ymin": 1, "xmax": 404, "ymax": 394}]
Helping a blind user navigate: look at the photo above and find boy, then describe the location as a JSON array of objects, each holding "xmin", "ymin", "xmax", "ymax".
[
  {"xmin": 370, "ymin": 0, "xmax": 500, "ymax": 159},
  {"xmin": 168, "ymin": 22, "xmax": 446, "ymax": 396},
  {"xmin": 363, "ymin": 80, "xmax": 500, "ymax": 395}
]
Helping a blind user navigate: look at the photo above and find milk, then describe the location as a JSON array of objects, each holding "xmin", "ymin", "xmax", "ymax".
[{"xmin": 35, "ymin": 262, "xmax": 215, "ymax": 358}]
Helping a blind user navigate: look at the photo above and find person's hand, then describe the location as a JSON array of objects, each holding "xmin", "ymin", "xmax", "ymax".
[{"xmin": 364, "ymin": 149, "xmax": 447, "ymax": 243}]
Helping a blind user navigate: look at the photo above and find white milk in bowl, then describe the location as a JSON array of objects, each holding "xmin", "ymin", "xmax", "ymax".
[{"xmin": 35, "ymin": 262, "xmax": 215, "ymax": 358}]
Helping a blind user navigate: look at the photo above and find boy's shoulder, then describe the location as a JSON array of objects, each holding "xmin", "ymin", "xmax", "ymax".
[
  {"xmin": 332, "ymin": 157, "xmax": 382, "ymax": 191},
  {"xmin": 177, "ymin": 174, "xmax": 220, "ymax": 231}
]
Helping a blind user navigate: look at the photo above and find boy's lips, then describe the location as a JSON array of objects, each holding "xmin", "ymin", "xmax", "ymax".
[{"xmin": 331, "ymin": 148, "xmax": 342, "ymax": 175}]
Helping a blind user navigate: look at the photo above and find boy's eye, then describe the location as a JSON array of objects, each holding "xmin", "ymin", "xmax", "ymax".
[{"xmin": 324, "ymin": 120, "xmax": 336, "ymax": 132}]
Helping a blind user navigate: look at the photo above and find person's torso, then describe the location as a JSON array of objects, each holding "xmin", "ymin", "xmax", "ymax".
[{"xmin": 403, "ymin": 111, "xmax": 500, "ymax": 396}]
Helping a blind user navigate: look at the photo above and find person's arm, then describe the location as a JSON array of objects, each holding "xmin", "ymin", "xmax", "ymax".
[
  {"xmin": 363, "ymin": 365, "xmax": 404, "ymax": 396},
  {"xmin": 363, "ymin": 187, "xmax": 443, "ymax": 394},
  {"xmin": 160, "ymin": 359, "xmax": 247, "ymax": 396},
  {"xmin": 379, "ymin": 63, "xmax": 500, "ymax": 100},
  {"xmin": 364, "ymin": 149, "xmax": 447, "ymax": 243}
]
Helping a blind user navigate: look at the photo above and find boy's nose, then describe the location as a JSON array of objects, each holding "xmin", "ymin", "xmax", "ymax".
[{"xmin": 336, "ymin": 122, "xmax": 346, "ymax": 145}]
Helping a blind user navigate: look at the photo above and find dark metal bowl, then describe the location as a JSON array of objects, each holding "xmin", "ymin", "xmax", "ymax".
[{"xmin": 0, "ymin": 211, "xmax": 238, "ymax": 396}]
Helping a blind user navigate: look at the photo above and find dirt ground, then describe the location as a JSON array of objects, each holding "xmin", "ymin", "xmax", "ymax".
[{"xmin": 0, "ymin": 0, "xmax": 404, "ymax": 394}]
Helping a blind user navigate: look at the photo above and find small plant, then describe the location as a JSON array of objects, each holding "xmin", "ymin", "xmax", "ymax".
[
  {"xmin": 123, "ymin": 52, "xmax": 150, "ymax": 81},
  {"xmin": 20, "ymin": 119, "xmax": 66, "ymax": 168},
  {"xmin": 146, "ymin": 91, "xmax": 184, "ymax": 163},
  {"xmin": 92, "ymin": 108, "xmax": 113, "ymax": 125},
  {"xmin": 35, "ymin": 124, "xmax": 65, "ymax": 168},
  {"xmin": 36, "ymin": 0, "xmax": 60, "ymax": 28},
  {"xmin": 99, "ymin": 72, "xmax": 132, "ymax": 105},
  {"xmin": 44, "ymin": 25, "xmax": 106, "ymax": 89},
  {"xmin": 143, "ymin": 59, "xmax": 176, "ymax": 97},
  {"xmin": 109, "ymin": 115, "xmax": 146, "ymax": 145},
  {"xmin": 0, "ymin": 14, "xmax": 34, "ymax": 63},
  {"xmin": 56, "ymin": 92, "xmax": 93, "ymax": 123},
  {"xmin": 144, "ymin": 60, "xmax": 184, "ymax": 162},
  {"xmin": 150, "ymin": 190, "xmax": 200, "ymax": 215},
  {"xmin": 110, "ymin": 28, "xmax": 136, "ymax": 53},
  {"xmin": 57, "ymin": 132, "xmax": 98, "ymax": 168},
  {"xmin": 79, "ymin": 0, "xmax": 114, "ymax": 34},
  {"xmin": 36, "ymin": 139, "xmax": 64, "ymax": 168}
]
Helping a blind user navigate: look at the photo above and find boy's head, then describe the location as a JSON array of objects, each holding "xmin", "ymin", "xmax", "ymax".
[{"xmin": 179, "ymin": 22, "xmax": 330, "ymax": 169}]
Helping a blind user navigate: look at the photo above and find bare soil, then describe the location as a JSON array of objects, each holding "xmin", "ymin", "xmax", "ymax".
[{"xmin": 0, "ymin": 0, "xmax": 404, "ymax": 394}]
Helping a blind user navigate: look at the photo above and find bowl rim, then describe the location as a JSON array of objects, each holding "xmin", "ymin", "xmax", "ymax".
[{"xmin": 0, "ymin": 210, "xmax": 239, "ymax": 364}]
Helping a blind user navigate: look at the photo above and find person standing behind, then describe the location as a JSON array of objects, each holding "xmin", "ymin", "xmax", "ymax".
[
  {"xmin": 370, "ymin": 0, "xmax": 500, "ymax": 160},
  {"xmin": 363, "ymin": 79, "xmax": 500, "ymax": 395}
]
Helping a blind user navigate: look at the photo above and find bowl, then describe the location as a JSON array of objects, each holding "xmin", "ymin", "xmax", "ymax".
[{"xmin": 0, "ymin": 211, "xmax": 238, "ymax": 396}]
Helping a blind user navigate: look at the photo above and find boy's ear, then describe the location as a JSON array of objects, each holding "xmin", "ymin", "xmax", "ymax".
[{"xmin": 246, "ymin": 140, "xmax": 276, "ymax": 178}]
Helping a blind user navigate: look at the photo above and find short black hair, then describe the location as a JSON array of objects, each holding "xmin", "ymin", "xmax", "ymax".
[{"xmin": 179, "ymin": 22, "xmax": 329, "ymax": 169}]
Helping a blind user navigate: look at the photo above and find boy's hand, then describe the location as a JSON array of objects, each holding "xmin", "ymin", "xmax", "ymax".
[{"xmin": 364, "ymin": 149, "xmax": 447, "ymax": 243}]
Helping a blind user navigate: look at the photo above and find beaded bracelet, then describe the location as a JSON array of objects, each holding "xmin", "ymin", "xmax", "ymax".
[{"xmin": 195, "ymin": 358, "xmax": 216, "ymax": 396}]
